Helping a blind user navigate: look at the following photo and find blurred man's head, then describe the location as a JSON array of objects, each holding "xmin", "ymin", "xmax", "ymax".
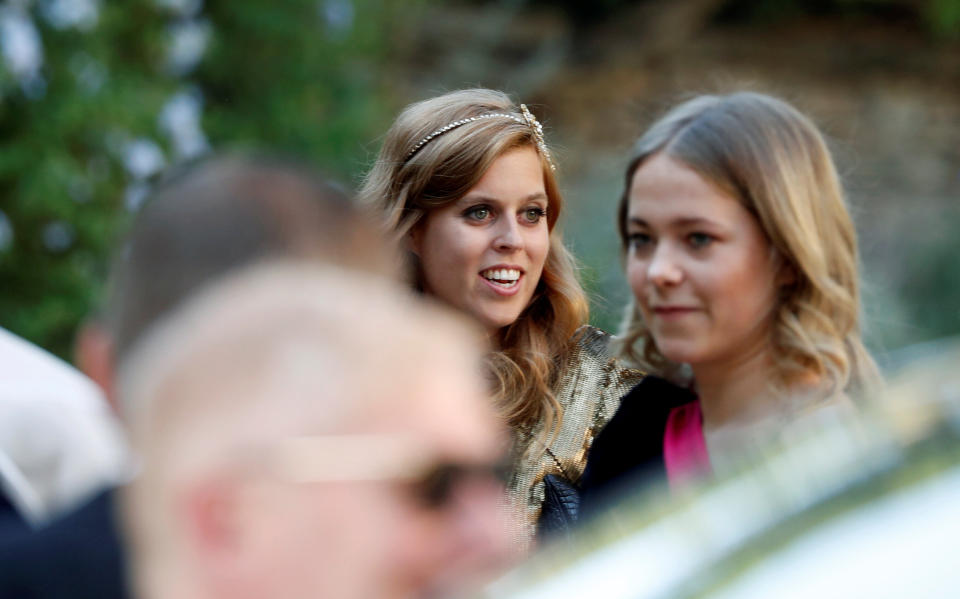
[
  {"xmin": 80, "ymin": 154, "xmax": 395, "ymax": 402},
  {"xmin": 118, "ymin": 263, "xmax": 513, "ymax": 599}
]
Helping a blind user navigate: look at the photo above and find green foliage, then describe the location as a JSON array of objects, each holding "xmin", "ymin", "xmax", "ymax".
[
  {"xmin": 0, "ymin": 0, "xmax": 174, "ymax": 359},
  {"xmin": 197, "ymin": 0, "xmax": 410, "ymax": 177},
  {"xmin": 928, "ymin": 0, "xmax": 960, "ymax": 37},
  {"xmin": 0, "ymin": 0, "xmax": 422, "ymax": 359}
]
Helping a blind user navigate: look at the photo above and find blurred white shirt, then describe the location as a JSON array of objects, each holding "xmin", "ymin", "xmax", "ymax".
[{"xmin": 0, "ymin": 327, "xmax": 129, "ymax": 526}]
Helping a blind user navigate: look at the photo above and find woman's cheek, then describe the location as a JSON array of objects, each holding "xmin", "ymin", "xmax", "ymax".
[{"xmin": 625, "ymin": 257, "xmax": 647, "ymax": 301}]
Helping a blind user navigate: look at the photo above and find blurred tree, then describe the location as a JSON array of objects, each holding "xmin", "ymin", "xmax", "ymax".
[
  {"xmin": 197, "ymin": 0, "xmax": 414, "ymax": 175},
  {"xmin": 0, "ymin": 0, "xmax": 174, "ymax": 359},
  {"xmin": 0, "ymin": 0, "xmax": 420, "ymax": 359},
  {"xmin": 928, "ymin": 0, "xmax": 960, "ymax": 37}
]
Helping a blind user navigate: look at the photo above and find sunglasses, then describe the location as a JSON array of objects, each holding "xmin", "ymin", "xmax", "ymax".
[
  {"xmin": 407, "ymin": 459, "xmax": 512, "ymax": 509},
  {"xmin": 265, "ymin": 434, "xmax": 510, "ymax": 510}
]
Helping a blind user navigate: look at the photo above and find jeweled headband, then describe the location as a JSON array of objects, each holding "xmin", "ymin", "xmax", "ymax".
[{"xmin": 403, "ymin": 103, "xmax": 556, "ymax": 171}]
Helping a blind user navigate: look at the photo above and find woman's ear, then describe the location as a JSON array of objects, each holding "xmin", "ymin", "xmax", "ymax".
[
  {"xmin": 407, "ymin": 225, "xmax": 422, "ymax": 258},
  {"xmin": 769, "ymin": 248, "xmax": 796, "ymax": 288},
  {"xmin": 776, "ymin": 260, "xmax": 797, "ymax": 287}
]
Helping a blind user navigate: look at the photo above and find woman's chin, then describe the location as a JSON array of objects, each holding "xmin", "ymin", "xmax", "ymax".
[
  {"xmin": 655, "ymin": 341, "xmax": 705, "ymax": 366},
  {"xmin": 473, "ymin": 311, "xmax": 523, "ymax": 336}
]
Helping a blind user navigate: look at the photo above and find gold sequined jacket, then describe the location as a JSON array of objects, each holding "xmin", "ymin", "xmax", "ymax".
[{"xmin": 506, "ymin": 325, "xmax": 645, "ymax": 542}]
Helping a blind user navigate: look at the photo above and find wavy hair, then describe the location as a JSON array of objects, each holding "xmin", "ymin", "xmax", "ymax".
[
  {"xmin": 617, "ymin": 92, "xmax": 879, "ymax": 398},
  {"xmin": 359, "ymin": 89, "xmax": 589, "ymax": 441}
]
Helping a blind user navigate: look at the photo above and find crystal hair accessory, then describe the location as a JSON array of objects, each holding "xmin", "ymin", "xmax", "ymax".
[
  {"xmin": 519, "ymin": 104, "xmax": 556, "ymax": 171},
  {"xmin": 403, "ymin": 104, "xmax": 556, "ymax": 171}
]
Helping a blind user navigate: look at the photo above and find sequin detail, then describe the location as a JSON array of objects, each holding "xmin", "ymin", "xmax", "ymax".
[{"xmin": 504, "ymin": 325, "xmax": 646, "ymax": 546}]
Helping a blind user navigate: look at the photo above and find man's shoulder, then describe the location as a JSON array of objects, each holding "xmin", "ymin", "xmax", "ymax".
[{"xmin": 0, "ymin": 488, "xmax": 129, "ymax": 599}]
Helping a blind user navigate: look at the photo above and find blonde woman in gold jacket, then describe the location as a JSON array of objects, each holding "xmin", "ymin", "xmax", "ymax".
[{"xmin": 359, "ymin": 89, "xmax": 643, "ymax": 543}]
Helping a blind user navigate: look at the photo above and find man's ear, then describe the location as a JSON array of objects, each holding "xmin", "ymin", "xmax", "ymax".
[
  {"xmin": 75, "ymin": 321, "xmax": 118, "ymax": 415},
  {"xmin": 179, "ymin": 479, "xmax": 243, "ymax": 559},
  {"xmin": 179, "ymin": 475, "xmax": 281, "ymax": 595}
]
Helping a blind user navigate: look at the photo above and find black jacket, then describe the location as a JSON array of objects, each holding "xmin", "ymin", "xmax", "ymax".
[
  {"xmin": 0, "ymin": 489, "xmax": 129, "ymax": 599},
  {"xmin": 579, "ymin": 376, "xmax": 697, "ymax": 520}
]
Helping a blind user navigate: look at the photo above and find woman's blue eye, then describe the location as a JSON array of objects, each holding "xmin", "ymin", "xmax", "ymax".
[
  {"xmin": 688, "ymin": 232, "xmax": 713, "ymax": 248},
  {"xmin": 522, "ymin": 207, "xmax": 546, "ymax": 224},
  {"xmin": 626, "ymin": 232, "xmax": 652, "ymax": 250},
  {"xmin": 464, "ymin": 206, "xmax": 491, "ymax": 221}
]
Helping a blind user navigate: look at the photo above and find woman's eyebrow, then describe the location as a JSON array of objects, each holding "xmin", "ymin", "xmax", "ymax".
[
  {"xmin": 672, "ymin": 216, "xmax": 719, "ymax": 228},
  {"xmin": 459, "ymin": 192, "xmax": 548, "ymax": 204},
  {"xmin": 627, "ymin": 216, "xmax": 718, "ymax": 228},
  {"xmin": 522, "ymin": 192, "xmax": 549, "ymax": 203}
]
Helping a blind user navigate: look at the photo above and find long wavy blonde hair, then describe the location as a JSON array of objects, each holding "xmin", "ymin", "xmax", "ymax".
[
  {"xmin": 617, "ymin": 92, "xmax": 879, "ymax": 399},
  {"xmin": 359, "ymin": 89, "xmax": 589, "ymax": 439}
]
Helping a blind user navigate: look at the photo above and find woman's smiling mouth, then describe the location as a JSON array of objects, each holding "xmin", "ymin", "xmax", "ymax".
[{"xmin": 480, "ymin": 267, "xmax": 523, "ymax": 294}]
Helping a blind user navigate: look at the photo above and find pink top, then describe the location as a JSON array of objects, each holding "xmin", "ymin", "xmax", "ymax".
[{"xmin": 663, "ymin": 400, "xmax": 711, "ymax": 490}]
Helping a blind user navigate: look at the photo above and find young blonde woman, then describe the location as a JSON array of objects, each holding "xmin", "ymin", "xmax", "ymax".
[
  {"xmin": 359, "ymin": 89, "xmax": 643, "ymax": 542},
  {"xmin": 581, "ymin": 92, "xmax": 881, "ymax": 510}
]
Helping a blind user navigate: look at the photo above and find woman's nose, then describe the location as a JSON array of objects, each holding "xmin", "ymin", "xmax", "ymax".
[
  {"xmin": 647, "ymin": 244, "xmax": 684, "ymax": 287},
  {"xmin": 493, "ymin": 220, "xmax": 522, "ymax": 252}
]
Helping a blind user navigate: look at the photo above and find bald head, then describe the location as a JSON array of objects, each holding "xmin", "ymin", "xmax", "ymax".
[{"xmin": 118, "ymin": 262, "xmax": 510, "ymax": 599}]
